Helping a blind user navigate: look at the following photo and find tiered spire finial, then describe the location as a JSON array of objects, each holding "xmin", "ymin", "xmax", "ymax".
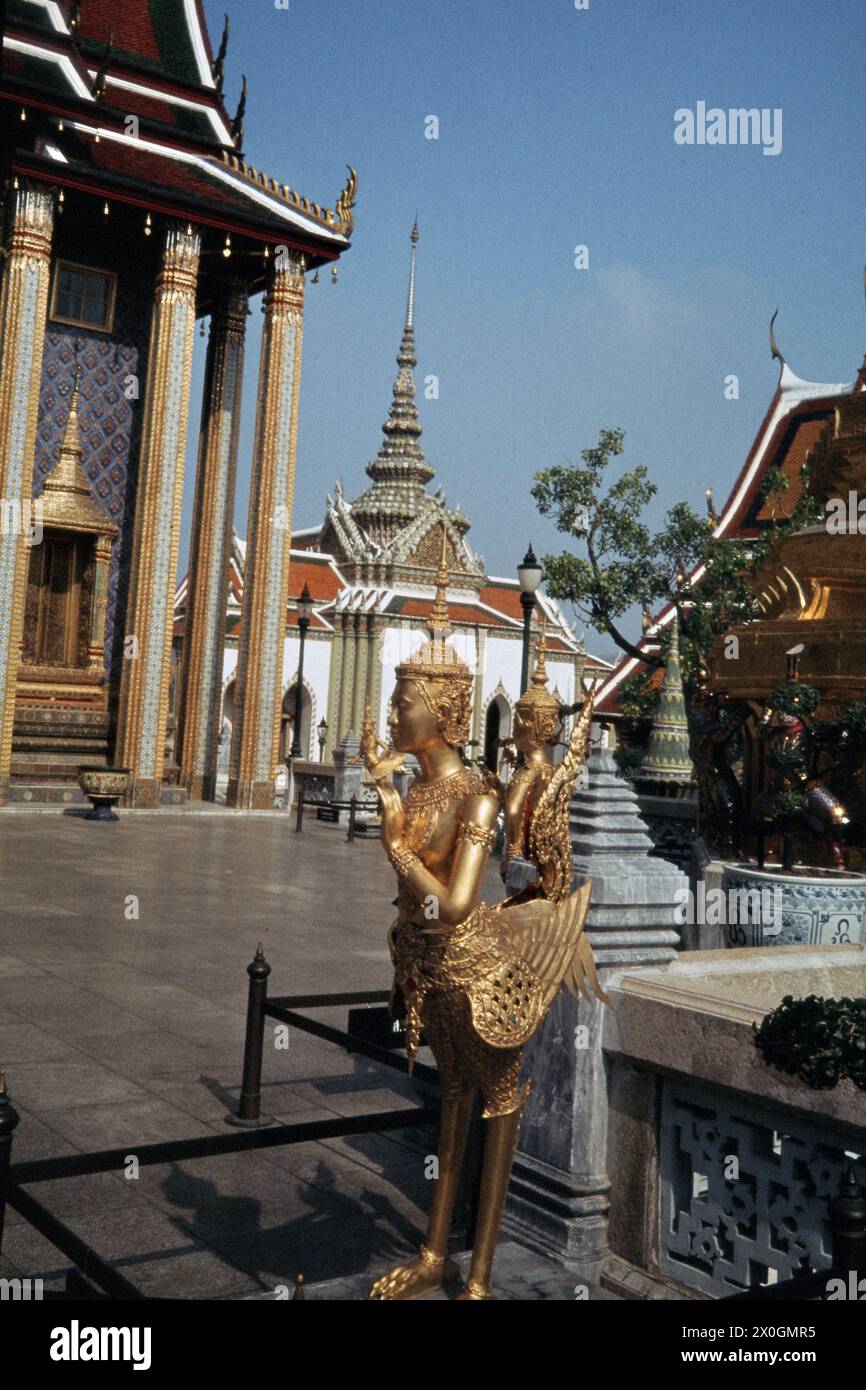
[
  {"xmin": 362, "ymin": 220, "xmax": 433, "ymax": 492},
  {"xmin": 406, "ymin": 217, "xmax": 419, "ymax": 330}
]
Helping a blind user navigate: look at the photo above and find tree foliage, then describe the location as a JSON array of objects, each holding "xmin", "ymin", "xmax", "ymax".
[{"xmin": 532, "ymin": 429, "xmax": 821, "ymax": 673}]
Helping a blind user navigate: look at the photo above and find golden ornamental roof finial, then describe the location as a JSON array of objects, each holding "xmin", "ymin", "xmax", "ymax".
[
  {"xmin": 336, "ymin": 166, "xmax": 358, "ymax": 233},
  {"xmin": 769, "ymin": 307, "xmax": 785, "ymax": 367}
]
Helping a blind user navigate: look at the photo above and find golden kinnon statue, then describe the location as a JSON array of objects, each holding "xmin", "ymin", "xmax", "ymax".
[
  {"xmin": 500, "ymin": 620, "xmax": 575, "ymax": 882},
  {"xmin": 364, "ymin": 538, "xmax": 607, "ymax": 1300}
]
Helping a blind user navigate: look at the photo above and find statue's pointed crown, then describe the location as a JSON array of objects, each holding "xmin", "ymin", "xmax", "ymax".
[
  {"xmin": 395, "ymin": 524, "xmax": 472, "ymax": 685},
  {"xmin": 516, "ymin": 617, "xmax": 559, "ymax": 713}
]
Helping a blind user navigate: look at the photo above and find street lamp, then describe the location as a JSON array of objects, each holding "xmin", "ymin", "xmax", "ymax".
[
  {"xmin": 290, "ymin": 583, "xmax": 313, "ymax": 759},
  {"xmin": 317, "ymin": 716, "xmax": 328, "ymax": 761},
  {"xmin": 517, "ymin": 543, "xmax": 543, "ymax": 694}
]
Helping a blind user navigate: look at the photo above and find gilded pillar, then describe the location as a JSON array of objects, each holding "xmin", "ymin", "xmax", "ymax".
[
  {"xmin": 338, "ymin": 609, "xmax": 356, "ymax": 737},
  {"xmin": 471, "ymin": 626, "xmax": 486, "ymax": 751},
  {"xmin": 366, "ymin": 617, "xmax": 384, "ymax": 738},
  {"xmin": 352, "ymin": 612, "xmax": 369, "ymax": 733},
  {"xmin": 88, "ymin": 536, "xmax": 113, "ymax": 670},
  {"xmin": 324, "ymin": 613, "xmax": 344, "ymax": 760},
  {"xmin": 115, "ymin": 223, "xmax": 201, "ymax": 805},
  {"xmin": 0, "ymin": 183, "xmax": 55, "ymax": 802},
  {"xmin": 227, "ymin": 250, "xmax": 305, "ymax": 809},
  {"xmin": 177, "ymin": 280, "xmax": 248, "ymax": 800}
]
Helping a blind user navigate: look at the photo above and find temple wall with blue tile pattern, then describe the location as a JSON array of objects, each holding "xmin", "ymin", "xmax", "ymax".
[{"xmin": 33, "ymin": 214, "xmax": 160, "ymax": 689}]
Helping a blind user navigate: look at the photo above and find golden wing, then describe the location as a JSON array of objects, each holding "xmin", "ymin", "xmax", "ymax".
[
  {"xmin": 453, "ymin": 883, "xmax": 609, "ymax": 1050},
  {"xmin": 528, "ymin": 697, "xmax": 594, "ymax": 904}
]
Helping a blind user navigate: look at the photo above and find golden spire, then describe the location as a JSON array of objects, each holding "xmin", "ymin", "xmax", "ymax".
[
  {"xmin": 396, "ymin": 522, "xmax": 471, "ymax": 688},
  {"xmin": 41, "ymin": 374, "xmax": 116, "ymax": 534},
  {"xmin": 530, "ymin": 616, "xmax": 549, "ymax": 687},
  {"xmin": 516, "ymin": 613, "xmax": 558, "ymax": 716},
  {"xmin": 427, "ymin": 522, "xmax": 451, "ymax": 636}
]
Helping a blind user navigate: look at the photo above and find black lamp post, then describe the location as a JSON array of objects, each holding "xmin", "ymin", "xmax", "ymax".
[
  {"xmin": 517, "ymin": 543, "xmax": 543, "ymax": 694},
  {"xmin": 290, "ymin": 583, "xmax": 313, "ymax": 759},
  {"xmin": 317, "ymin": 716, "xmax": 328, "ymax": 762}
]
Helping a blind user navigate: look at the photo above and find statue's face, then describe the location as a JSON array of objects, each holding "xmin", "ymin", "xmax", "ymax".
[
  {"xmin": 513, "ymin": 706, "xmax": 537, "ymax": 755},
  {"xmin": 513, "ymin": 703, "xmax": 557, "ymax": 755},
  {"xmin": 388, "ymin": 679, "xmax": 443, "ymax": 754}
]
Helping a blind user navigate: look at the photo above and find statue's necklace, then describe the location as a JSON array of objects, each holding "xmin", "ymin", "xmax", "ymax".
[{"xmin": 404, "ymin": 768, "xmax": 483, "ymax": 852}]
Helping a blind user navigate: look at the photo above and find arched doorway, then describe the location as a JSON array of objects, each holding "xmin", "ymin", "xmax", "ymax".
[
  {"xmin": 484, "ymin": 694, "xmax": 511, "ymax": 773},
  {"xmin": 282, "ymin": 683, "xmax": 312, "ymax": 760}
]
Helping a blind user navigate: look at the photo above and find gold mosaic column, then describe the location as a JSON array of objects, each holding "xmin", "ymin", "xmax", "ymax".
[
  {"xmin": 227, "ymin": 250, "xmax": 305, "ymax": 809},
  {"xmin": 338, "ymin": 610, "xmax": 356, "ymax": 737},
  {"xmin": 366, "ymin": 616, "xmax": 384, "ymax": 737},
  {"xmin": 471, "ymin": 627, "xmax": 486, "ymax": 751},
  {"xmin": 177, "ymin": 280, "xmax": 248, "ymax": 800},
  {"xmin": 0, "ymin": 183, "xmax": 55, "ymax": 803},
  {"xmin": 324, "ymin": 618, "xmax": 343, "ymax": 760},
  {"xmin": 88, "ymin": 535, "xmax": 114, "ymax": 671},
  {"xmin": 351, "ymin": 612, "xmax": 370, "ymax": 734},
  {"xmin": 115, "ymin": 223, "xmax": 201, "ymax": 806}
]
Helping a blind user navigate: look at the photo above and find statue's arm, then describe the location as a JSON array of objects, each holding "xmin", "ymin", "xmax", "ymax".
[
  {"xmin": 502, "ymin": 769, "xmax": 534, "ymax": 867},
  {"xmin": 386, "ymin": 792, "xmax": 500, "ymax": 926}
]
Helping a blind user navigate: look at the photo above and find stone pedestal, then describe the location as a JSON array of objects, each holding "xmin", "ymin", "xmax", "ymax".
[
  {"xmin": 333, "ymin": 730, "xmax": 362, "ymax": 823},
  {"xmin": 504, "ymin": 745, "xmax": 685, "ymax": 1281},
  {"xmin": 504, "ymin": 854, "xmax": 539, "ymax": 896}
]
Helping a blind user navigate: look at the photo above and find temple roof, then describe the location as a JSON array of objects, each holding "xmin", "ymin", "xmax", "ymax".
[
  {"xmin": 594, "ymin": 348, "xmax": 857, "ymax": 716},
  {"xmin": 2, "ymin": 1, "xmax": 355, "ymax": 261},
  {"xmin": 173, "ymin": 534, "xmax": 611, "ymax": 664}
]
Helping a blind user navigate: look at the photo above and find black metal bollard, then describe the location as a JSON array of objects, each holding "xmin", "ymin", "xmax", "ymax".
[
  {"xmin": 295, "ymin": 790, "xmax": 305, "ymax": 834},
  {"xmin": 830, "ymin": 1163, "xmax": 866, "ymax": 1276},
  {"xmin": 227, "ymin": 946, "xmax": 273, "ymax": 1127},
  {"xmin": 0, "ymin": 1069, "xmax": 21, "ymax": 1257},
  {"xmin": 347, "ymin": 794, "xmax": 357, "ymax": 843}
]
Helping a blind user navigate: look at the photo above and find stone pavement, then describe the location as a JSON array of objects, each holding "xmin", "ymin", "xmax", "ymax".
[{"xmin": 0, "ymin": 810, "xmax": 598, "ymax": 1300}]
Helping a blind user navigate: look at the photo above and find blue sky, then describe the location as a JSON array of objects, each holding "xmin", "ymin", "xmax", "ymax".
[{"xmin": 193, "ymin": 0, "xmax": 863, "ymax": 655}]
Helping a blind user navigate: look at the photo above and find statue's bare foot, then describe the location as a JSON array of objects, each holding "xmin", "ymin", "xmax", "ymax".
[
  {"xmin": 369, "ymin": 1247, "xmax": 460, "ymax": 1300},
  {"xmin": 455, "ymin": 1278, "xmax": 496, "ymax": 1300}
]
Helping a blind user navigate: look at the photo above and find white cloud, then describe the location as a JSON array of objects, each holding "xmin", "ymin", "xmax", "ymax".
[{"xmin": 596, "ymin": 263, "xmax": 696, "ymax": 338}]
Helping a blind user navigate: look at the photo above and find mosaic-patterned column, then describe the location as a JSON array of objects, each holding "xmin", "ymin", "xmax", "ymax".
[
  {"xmin": 338, "ymin": 610, "xmax": 357, "ymax": 737},
  {"xmin": 87, "ymin": 535, "xmax": 113, "ymax": 671},
  {"xmin": 366, "ymin": 617, "xmax": 384, "ymax": 739},
  {"xmin": 471, "ymin": 627, "xmax": 486, "ymax": 752},
  {"xmin": 227, "ymin": 250, "xmax": 305, "ymax": 809},
  {"xmin": 115, "ymin": 223, "xmax": 201, "ymax": 806},
  {"xmin": 351, "ymin": 612, "xmax": 370, "ymax": 734},
  {"xmin": 0, "ymin": 183, "xmax": 55, "ymax": 803},
  {"xmin": 177, "ymin": 280, "xmax": 248, "ymax": 800},
  {"xmin": 324, "ymin": 615, "xmax": 343, "ymax": 760}
]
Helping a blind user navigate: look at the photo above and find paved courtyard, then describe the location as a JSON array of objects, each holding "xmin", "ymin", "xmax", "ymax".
[{"xmin": 0, "ymin": 807, "xmax": 538, "ymax": 1299}]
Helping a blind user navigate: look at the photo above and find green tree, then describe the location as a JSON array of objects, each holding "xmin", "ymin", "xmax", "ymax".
[{"xmin": 532, "ymin": 428, "xmax": 820, "ymax": 678}]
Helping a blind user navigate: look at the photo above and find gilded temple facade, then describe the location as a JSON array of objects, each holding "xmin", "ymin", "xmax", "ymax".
[{"xmin": 0, "ymin": 0, "xmax": 355, "ymax": 807}]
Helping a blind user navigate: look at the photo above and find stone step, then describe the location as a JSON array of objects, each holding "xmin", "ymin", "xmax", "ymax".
[{"xmin": 7, "ymin": 783, "xmax": 188, "ymax": 806}]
